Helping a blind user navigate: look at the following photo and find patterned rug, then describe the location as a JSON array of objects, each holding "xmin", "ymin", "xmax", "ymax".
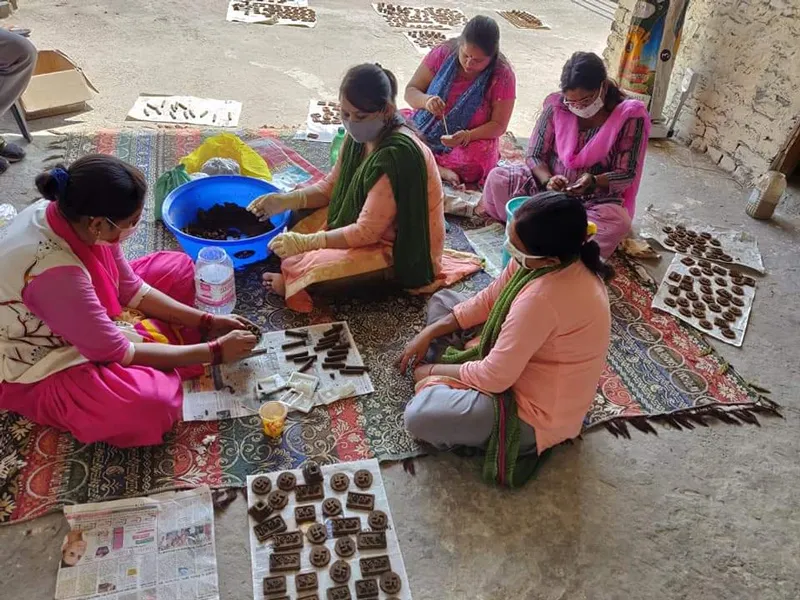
[{"xmin": 0, "ymin": 129, "xmax": 778, "ymax": 524}]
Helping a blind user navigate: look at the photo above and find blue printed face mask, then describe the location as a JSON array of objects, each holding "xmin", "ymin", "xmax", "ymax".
[{"xmin": 343, "ymin": 116, "xmax": 385, "ymax": 143}]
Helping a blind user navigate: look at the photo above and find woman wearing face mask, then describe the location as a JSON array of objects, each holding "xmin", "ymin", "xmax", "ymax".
[
  {"xmin": 482, "ymin": 51, "xmax": 650, "ymax": 258},
  {"xmin": 248, "ymin": 63, "xmax": 480, "ymax": 313},
  {"xmin": 403, "ymin": 15, "xmax": 516, "ymax": 187},
  {"xmin": 398, "ymin": 192, "xmax": 612, "ymax": 486},
  {"xmin": 0, "ymin": 155, "xmax": 257, "ymax": 447}
]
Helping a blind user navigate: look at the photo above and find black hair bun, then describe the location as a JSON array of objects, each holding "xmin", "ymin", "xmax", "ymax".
[{"xmin": 35, "ymin": 171, "xmax": 60, "ymax": 201}]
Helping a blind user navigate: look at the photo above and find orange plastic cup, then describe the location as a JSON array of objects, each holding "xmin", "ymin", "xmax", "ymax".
[{"xmin": 259, "ymin": 401, "xmax": 288, "ymax": 438}]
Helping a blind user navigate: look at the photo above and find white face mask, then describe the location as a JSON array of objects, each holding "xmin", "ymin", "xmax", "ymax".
[
  {"xmin": 566, "ymin": 85, "xmax": 605, "ymax": 119},
  {"xmin": 504, "ymin": 222, "xmax": 546, "ymax": 269},
  {"xmin": 95, "ymin": 217, "xmax": 137, "ymax": 245}
]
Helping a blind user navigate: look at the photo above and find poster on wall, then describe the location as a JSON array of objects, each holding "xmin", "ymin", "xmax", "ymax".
[{"xmin": 615, "ymin": 0, "xmax": 690, "ymax": 136}]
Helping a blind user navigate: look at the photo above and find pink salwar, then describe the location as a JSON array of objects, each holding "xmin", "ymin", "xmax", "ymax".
[
  {"xmin": 482, "ymin": 93, "xmax": 650, "ymax": 258},
  {"xmin": 408, "ymin": 45, "xmax": 517, "ymax": 185},
  {"xmin": 0, "ymin": 251, "xmax": 199, "ymax": 447}
]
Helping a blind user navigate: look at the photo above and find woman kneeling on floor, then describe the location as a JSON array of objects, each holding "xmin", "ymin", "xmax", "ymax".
[
  {"xmin": 482, "ymin": 51, "xmax": 650, "ymax": 258},
  {"xmin": 399, "ymin": 192, "xmax": 612, "ymax": 486},
  {"xmin": 249, "ymin": 63, "xmax": 479, "ymax": 313},
  {"xmin": 0, "ymin": 155, "xmax": 258, "ymax": 447}
]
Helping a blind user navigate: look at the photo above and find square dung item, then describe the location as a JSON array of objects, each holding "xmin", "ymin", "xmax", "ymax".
[{"xmin": 245, "ymin": 461, "xmax": 412, "ymax": 600}]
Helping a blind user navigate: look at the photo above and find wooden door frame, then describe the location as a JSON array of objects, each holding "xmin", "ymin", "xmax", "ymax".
[{"xmin": 772, "ymin": 118, "xmax": 800, "ymax": 175}]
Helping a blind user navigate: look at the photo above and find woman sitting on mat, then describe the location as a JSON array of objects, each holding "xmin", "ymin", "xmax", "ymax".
[
  {"xmin": 403, "ymin": 15, "xmax": 516, "ymax": 187},
  {"xmin": 482, "ymin": 51, "xmax": 650, "ymax": 258},
  {"xmin": 249, "ymin": 63, "xmax": 480, "ymax": 313},
  {"xmin": 399, "ymin": 192, "xmax": 612, "ymax": 486},
  {"xmin": 0, "ymin": 155, "xmax": 258, "ymax": 447}
]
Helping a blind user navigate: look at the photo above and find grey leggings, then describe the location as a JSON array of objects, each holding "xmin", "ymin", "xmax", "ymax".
[{"xmin": 403, "ymin": 290, "xmax": 537, "ymax": 453}]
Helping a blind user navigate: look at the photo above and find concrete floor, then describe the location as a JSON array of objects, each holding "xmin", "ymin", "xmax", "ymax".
[{"xmin": 2, "ymin": 1, "xmax": 800, "ymax": 600}]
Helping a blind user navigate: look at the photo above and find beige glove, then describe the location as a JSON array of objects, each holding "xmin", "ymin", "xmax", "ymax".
[
  {"xmin": 247, "ymin": 189, "xmax": 308, "ymax": 219},
  {"xmin": 268, "ymin": 231, "xmax": 328, "ymax": 258}
]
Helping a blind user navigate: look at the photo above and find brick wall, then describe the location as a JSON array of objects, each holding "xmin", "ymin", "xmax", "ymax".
[{"xmin": 604, "ymin": 0, "xmax": 800, "ymax": 183}]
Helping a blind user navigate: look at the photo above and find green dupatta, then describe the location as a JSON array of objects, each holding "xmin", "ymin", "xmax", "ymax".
[
  {"xmin": 441, "ymin": 263, "xmax": 567, "ymax": 487},
  {"xmin": 327, "ymin": 132, "xmax": 434, "ymax": 289}
]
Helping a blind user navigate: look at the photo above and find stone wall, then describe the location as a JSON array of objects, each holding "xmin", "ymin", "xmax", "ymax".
[{"xmin": 603, "ymin": 0, "xmax": 800, "ymax": 183}]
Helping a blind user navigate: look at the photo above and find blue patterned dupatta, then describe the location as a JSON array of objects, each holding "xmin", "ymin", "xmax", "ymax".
[{"xmin": 412, "ymin": 51, "xmax": 494, "ymax": 154}]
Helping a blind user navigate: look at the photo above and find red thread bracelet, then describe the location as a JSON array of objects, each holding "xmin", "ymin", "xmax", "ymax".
[{"xmin": 208, "ymin": 339, "xmax": 223, "ymax": 365}]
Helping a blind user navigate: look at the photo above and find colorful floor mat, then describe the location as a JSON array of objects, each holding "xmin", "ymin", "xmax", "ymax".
[{"xmin": 0, "ymin": 129, "xmax": 778, "ymax": 524}]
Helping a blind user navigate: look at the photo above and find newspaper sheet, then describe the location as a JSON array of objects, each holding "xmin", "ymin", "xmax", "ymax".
[
  {"xmin": 127, "ymin": 95, "xmax": 242, "ymax": 127},
  {"xmin": 247, "ymin": 459, "xmax": 413, "ymax": 600},
  {"xmin": 55, "ymin": 487, "xmax": 219, "ymax": 600},
  {"xmin": 372, "ymin": 3, "xmax": 466, "ymax": 30},
  {"xmin": 226, "ymin": 0, "xmax": 316, "ymax": 26},
  {"xmin": 182, "ymin": 322, "xmax": 374, "ymax": 421},
  {"xmin": 442, "ymin": 184, "xmax": 482, "ymax": 217},
  {"xmin": 652, "ymin": 254, "xmax": 756, "ymax": 347},
  {"xmin": 638, "ymin": 208, "xmax": 765, "ymax": 273},
  {"xmin": 464, "ymin": 222, "xmax": 506, "ymax": 278}
]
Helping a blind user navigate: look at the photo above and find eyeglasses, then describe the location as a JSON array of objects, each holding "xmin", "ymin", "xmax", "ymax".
[
  {"xmin": 562, "ymin": 86, "xmax": 603, "ymax": 109},
  {"xmin": 105, "ymin": 216, "xmax": 141, "ymax": 231}
]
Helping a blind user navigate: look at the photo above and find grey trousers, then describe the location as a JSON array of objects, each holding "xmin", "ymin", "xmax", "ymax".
[
  {"xmin": 403, "ymin": 290, "xmax": 537, "ymax": 453},
  {"xmin": 0, "ymin": 29, "xmax": 37, "ymax": 118}
]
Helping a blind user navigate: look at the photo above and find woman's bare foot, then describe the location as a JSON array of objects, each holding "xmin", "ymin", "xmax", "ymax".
[
  {"xmin": 261, "ymin": 272, "xmax": 286, "ymax": 297},
  {"xmin": 438, "ymin": 166, "xmax": 462, "ymax": 188}
]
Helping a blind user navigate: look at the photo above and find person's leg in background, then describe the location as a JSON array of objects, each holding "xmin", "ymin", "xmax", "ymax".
[
  {"xmin": 0, "ymin": 29, "xmax": 36, "ymax": 174},
  {"xmin": 481, "ymin": 164, "xmax": 537, "ymax": 222},
  {"xmin": 404, "ymin": 384, "xmax": 537, "ymax": 453},
  {"xmin": 130, "ymin": 251, "xmax": 197, "ymax": 307},
  {"xmin": 586, "ymin": 202, "xmax": 633, "ymax": 259},
  {"xmin": 423, "ymin": 289, "xmax": 471, "ymax": 361}
]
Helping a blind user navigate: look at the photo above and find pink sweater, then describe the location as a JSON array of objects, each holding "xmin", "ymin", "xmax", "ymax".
[{"xmin": 453, "ymin": 260, "xmax": 611, "ymax": 451}]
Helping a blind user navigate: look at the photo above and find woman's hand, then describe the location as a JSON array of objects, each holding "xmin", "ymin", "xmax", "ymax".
[
  {"xmin": 218, "ymin": 330, "xmax": 258, "ymax": 363},
  {"xmin": 441, "ymin": 130, "xmax": 471, "ymax": 148},
  {"xmin": 247, "ymin": 193, "xmax": 294, "ymax": 219},
  {"xmin": 268, "ymin": 231, "xmax": 327, "ymax": 258},
  {"xmin": 398, "ymin": 331, "xmax": 433, "ymax": 374},
  {"xmin": 413, "ymin": 364, "xmax": 435, "ymax": 383},
  {"xmin": 210, "ymin": 314, "xmax": 259, "ymax": 338},
  {"xmin": 565, "ymin": 173, "xmax": 596, "ymax": 195},
  {"xmin": 546, "ymin": 175, "xmax": 569, "ymax": 192},
  {"xmin": 425, "ymin": 95, "xmax": 446, "ymax": 117}
]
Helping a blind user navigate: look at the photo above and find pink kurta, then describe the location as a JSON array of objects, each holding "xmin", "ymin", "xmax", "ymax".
[
  {"xmin": 414, "ymin": 44, "xmax": 517, "ymax": 185},
  {"xmin": 452, "ymin": 260, "xmax": 611, "ymax": 450},
  {"xmin": 0, "ymin": 251, "xmax": 198, "ymax": 447}
]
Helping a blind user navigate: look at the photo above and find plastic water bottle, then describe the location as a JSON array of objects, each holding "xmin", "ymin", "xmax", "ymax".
[
  {"xmin": 0, "ymin": 204, "xmax": 18, "ymax": 241},
  {"xmin": 195, "ymin": 247, "xmax": 236, "ymax": 314},
  {"xmin": 745, "ymin": 170, "xmax": 786, "ymax": 220},
  {"xmin": 330, "ymin": 127, "xmax": 346, "ymax": 167}
]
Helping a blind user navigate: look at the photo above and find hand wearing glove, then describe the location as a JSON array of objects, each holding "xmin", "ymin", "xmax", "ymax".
[
  {"xmin": 247, "ymin": 189, "xmax": 308, "ymax": 219},
  {"xmin": 268, "ymin": 231, "xmax": 328, "ymax": 258}
]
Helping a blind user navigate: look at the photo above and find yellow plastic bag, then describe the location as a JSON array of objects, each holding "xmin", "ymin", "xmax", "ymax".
[{"xmin": 180, "ymin": 133, "xmax": 272, "ymax": 180}]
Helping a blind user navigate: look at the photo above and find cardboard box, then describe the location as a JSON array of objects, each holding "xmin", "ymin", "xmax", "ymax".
[{"xmin": 20, "ymin": 50, "xmax": 98, "ymax": 119}]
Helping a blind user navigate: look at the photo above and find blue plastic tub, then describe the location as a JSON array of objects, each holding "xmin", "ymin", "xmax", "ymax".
[
  {"xmin": 162, "ymin": 175, "xmax": 290, "ymax": 270},
  {"xmin": 501, "ymin": 196, "xmax": 530, "ymax": 267}
]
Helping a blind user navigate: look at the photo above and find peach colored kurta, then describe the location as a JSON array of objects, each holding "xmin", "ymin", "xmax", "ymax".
[
  {"xmin": 453, "ymin": 259, "xmax": 611, "ymax": 450},
  {"xmin": 281, "ymin": 130, "xmax": 480, "ymax": 312}
]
